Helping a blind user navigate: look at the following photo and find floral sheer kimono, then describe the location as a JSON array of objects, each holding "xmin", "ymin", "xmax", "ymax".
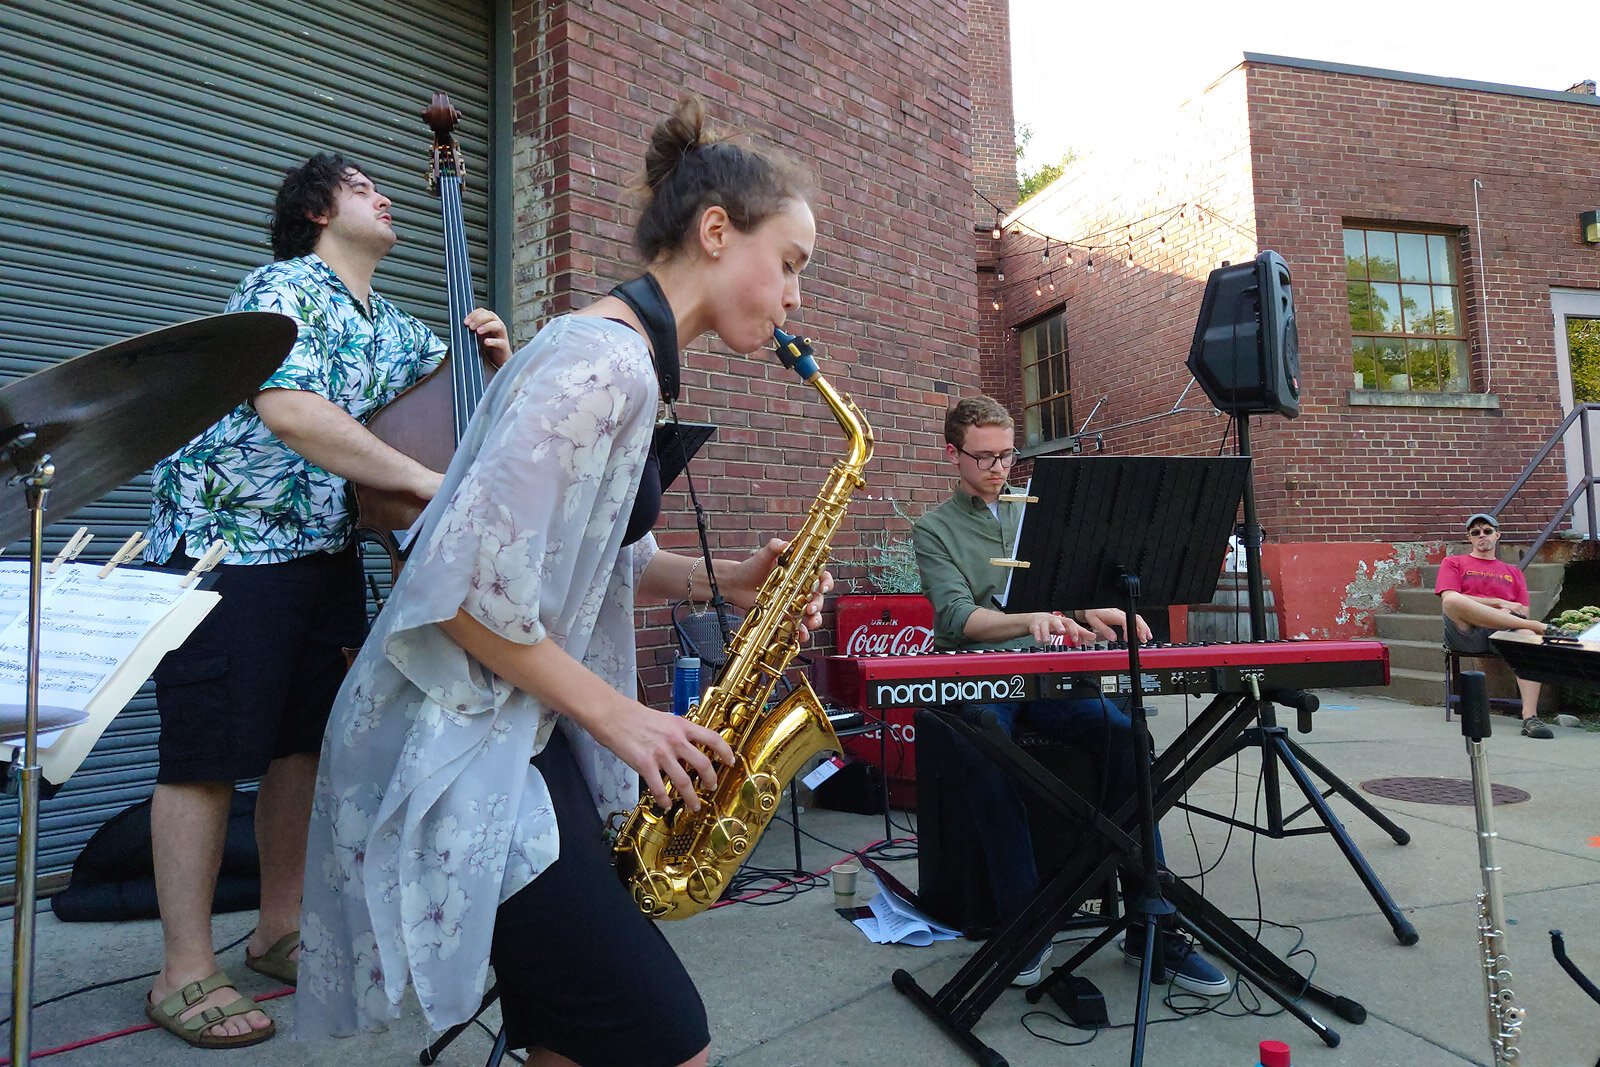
[{"xmin": 296, "ymin": 316, "xmax": 656, "ymax": 1039}]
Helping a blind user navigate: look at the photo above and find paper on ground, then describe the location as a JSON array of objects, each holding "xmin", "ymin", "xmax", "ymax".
[{"xmin": 852, "ymin": 886, "xmax": 961, "ymax": 946}]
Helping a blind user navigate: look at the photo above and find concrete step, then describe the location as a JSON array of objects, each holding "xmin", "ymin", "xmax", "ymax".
[
  {"xmin": 1377, "ymin": 666, "xmax": 1446, "ymax": 708},
  {"xmin": 1400, "ymin": 584, "xmax": 1559, "ymax": 619},
  {"xmin": 1371, "ymin": 655, "xmax": 1538, "ymax": 709},
  {"xmin": 1386, "ymin": 637, "xmax": 1449, "ymax": 673},
  {"xmin": 1397, "ymin": 588, "xmax": 1440, "ymax": 614},
  {"xmin": 1422, "ymin": 561, "xmax": 1565, "ymax": 591},
  {"xmin": 1375, "ymin": 612, "xmax": 1445, "ymax": 642}
]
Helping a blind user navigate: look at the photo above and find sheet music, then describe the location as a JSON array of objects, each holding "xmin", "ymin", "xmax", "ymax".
[
  {"xmin": 0, "ymin": 563, "xmax": 195, "ymax": 723},
  {"xmin": 994, "ymin": 475, "xmax": 1032, "ymax": 609},
  {"xmin": 0, "ymin": 560, "xmax": 72, "ymax": 632}
]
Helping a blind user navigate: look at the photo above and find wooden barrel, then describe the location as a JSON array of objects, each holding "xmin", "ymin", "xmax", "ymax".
[{"xmin": 1187, "ymin": 574, "xmax": 1279, "ymax": 643}]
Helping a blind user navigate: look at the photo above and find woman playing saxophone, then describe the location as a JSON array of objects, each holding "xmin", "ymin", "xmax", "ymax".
[{"xmin": 296, "ymin": 95, "xmax": 830, "ymax": 1067}]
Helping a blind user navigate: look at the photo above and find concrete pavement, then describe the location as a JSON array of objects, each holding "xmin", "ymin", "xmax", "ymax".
[{"xmin": 4, "ymin": 686, "xmax": 1597, "ymax": 1066}]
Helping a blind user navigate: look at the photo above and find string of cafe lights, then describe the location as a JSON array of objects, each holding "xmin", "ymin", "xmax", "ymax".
[{"xmin": 975, "ymin": 191, "xmax": 1257, "ymax": 312}]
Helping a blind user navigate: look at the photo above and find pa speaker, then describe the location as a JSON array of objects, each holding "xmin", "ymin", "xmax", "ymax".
[{"xmin": 1187, "ymin": 250, "xmax": 1300, "ymax": 418}]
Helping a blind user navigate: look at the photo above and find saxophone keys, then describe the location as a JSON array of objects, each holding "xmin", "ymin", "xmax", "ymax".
[
  {"xmin": 685, "ymin": 863, "xmax": 725, "ymax": 904},
  {"xmin": 741, "ymin": 772, "xmax": 782, "ymax": 813},
  {"xmin": 631, "ymin": 871, "xmax": 676, "ymax": 918},
  {"xmin": 711, "ymin": 816, "xmax": 751, "ymax": 858}
]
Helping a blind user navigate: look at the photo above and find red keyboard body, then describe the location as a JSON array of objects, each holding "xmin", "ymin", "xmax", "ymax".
[{"xmin": 821, "ymin": 640, "xmax": 1390, "ymax": 709}]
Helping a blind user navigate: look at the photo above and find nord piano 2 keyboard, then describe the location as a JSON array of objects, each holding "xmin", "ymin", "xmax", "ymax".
[{"xmin": 823, "ymin": 640, "xmax": 1390, "ymax": 709}]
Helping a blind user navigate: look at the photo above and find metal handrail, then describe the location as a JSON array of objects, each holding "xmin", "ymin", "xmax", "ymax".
[{"xmin": 1488, "ymin": 403, "xmax": 1600, "ymax": 568}]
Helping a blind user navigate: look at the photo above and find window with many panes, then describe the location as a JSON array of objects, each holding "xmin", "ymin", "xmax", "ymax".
[
  {"xmin": 1021, "ymin": 312, "xmax": 1072, "ymax": 448},
  {"xmin": 1345, "ymin": 226, "xmax": 1468, "ymax": 392}
]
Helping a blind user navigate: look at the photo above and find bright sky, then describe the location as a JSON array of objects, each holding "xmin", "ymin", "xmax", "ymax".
[{"xmin": 1010, "ymin": 0, "xmax": 1598, "ymax": 171}]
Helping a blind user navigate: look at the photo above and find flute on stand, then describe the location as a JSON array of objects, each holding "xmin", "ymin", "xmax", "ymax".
[{"xmin": 1459, "ymin": 670, "xmax": 1525, "ymax": 1065}]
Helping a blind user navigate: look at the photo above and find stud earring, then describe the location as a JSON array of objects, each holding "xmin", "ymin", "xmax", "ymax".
[{"xmin": 711, "ymin": 250, "xmax": 720, "ymax": 259}]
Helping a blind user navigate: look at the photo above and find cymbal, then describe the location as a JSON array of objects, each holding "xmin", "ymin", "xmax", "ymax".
[{"xmin": 0, "ymin": 312, "xmax": 298, "ymax": 547}]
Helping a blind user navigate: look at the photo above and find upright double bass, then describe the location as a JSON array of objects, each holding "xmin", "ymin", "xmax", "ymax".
[{"xmin": 355, "ymin": 92, "xmax": 493, "ymax": 567}]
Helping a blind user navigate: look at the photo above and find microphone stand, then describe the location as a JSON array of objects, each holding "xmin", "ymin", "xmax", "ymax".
[
  {"xmin": 7, "ymin": 448, "xmax": 53, "ymax": 1067},
  {"xmin": 1116, "ymin": 569, "xmax": 1171, "ymax": 1067}
]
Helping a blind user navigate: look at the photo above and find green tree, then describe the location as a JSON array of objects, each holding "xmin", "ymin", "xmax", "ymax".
[
  {"xmin": 1016, "ymin": 123, "xmax": 1076, "ymax": 204},
  {"xmin": 1571, "ymin": 318, "xmax": 1600, "ymax": 404}
]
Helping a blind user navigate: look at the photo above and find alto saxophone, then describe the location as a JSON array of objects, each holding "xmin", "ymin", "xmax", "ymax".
[
  {"xmin": 613, "ymin": 328, "xmax": 875, "ymax": 920},
  {"xmin": 1460, "ymin": 671, "xmax": 1526, "ymax": 1064}
]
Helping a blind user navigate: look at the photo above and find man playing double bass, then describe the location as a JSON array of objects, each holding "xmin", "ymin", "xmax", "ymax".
[{"xmin": 139, "ymin": 153, "xmax": 508, "ymax": 1048}]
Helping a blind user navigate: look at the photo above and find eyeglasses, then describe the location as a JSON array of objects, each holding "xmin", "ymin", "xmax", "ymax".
[
  {"xmin": 956, "ymin": 446, "xmax": 1018, "ymax": 470},
  {"xmin": 1468, "ymin": 528, "xmax": 1496, "ymax": 537}
]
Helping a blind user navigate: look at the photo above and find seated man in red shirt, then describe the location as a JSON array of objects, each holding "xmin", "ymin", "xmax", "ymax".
[{"xmin": 1434, "ymin": 512, "xmax": 1556, "ymax": 739}]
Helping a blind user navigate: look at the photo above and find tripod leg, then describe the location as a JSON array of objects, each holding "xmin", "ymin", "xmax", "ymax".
[
  {"xmin": 1165, "ymin": 880, "xmax": 1367, "ymax": 1024},
  {"xmin": 1129, "ymin": 914, "xmax": 1163, "ymax": 1067},
  {"xmin": 484, "ymin": 1025, "xmax": 511, "ymax": 1067},
  {"xmin": 420, "ymin": 984, "xmax": 499, "ymax": 1065},
  {"xmin": 1170, "ymin": 912, "xmax": 1341, "ymax": 1048},
  {"xmin": 1271, "ymin": 737, "xmax": 1418, "ymax": 945},
  {"xmin": 1281, "ymin": 736, "xmax": 1411, "ymax": 844}
]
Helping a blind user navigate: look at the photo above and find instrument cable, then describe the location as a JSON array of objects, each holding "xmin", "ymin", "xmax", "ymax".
[{"xmin": 1015, "ymin": 690, "xmax": 1317, "ymax": 1051}]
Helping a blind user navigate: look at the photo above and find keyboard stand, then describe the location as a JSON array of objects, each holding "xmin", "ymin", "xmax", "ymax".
[
  {"xmin": 891, "ymin": 690, "xmax": 1366, "ymax": 1067},
  {"xmin": 1173, "ymin": 694, "xmax": 1417, "ymax": 945}
]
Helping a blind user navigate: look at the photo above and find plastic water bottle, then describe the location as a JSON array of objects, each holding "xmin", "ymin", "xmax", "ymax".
[{"xmin": 671, "ymin": 656, "xmax": 701, "ymax": 716}]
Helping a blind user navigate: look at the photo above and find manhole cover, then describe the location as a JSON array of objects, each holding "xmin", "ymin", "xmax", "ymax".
[{"xmin": 1360, "ymin": 776, "xmax": 1530, "ymax": 806}]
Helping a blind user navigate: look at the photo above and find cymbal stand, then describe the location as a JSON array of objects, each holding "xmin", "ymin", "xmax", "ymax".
[{"xmin": 6, "ymin": 446, "xmax": 53, "ymax": 1067}]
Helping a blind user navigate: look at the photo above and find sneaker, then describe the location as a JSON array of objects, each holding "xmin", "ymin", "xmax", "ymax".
[
  {"xmin": 1521, "ymin": 716, "xmax": 1555, "ymax": 739},
  {"xmin": 1122, "ymin": 930, "xmax": 1233, "ymax": 996},
  {"xmin": 1012, "ymin": 943, "xmax": 1052, "ymax": 987}
]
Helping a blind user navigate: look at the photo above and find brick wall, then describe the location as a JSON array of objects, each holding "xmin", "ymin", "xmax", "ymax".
[
  {"xmin": 967, "ymin": 0, "xmax": 1016, "ymax": 223},
  {"xmin": 509, "ymin": 0, "xmax": 985, "ymax": 699},
  {"xmin": 993, "ymin": 68, "xmax": 1260, "ymax": 458},
  {"xmin": 984, "ymin": 59, "xmax": 1600, "ymax": 546},
  {"xmin": 1245, "ymin": 60, "xmax": 1600, "ymax": 542}
]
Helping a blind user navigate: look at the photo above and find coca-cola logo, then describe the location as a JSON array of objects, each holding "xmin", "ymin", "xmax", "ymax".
[{"xmin": 843, "ymin": 624, "xmax": 934, "ymax": 656}]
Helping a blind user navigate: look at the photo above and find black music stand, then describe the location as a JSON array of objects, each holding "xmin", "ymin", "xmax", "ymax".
[{"xmin": 892, "ymin": 456, "xmax": 1362, "ymax": 1067}]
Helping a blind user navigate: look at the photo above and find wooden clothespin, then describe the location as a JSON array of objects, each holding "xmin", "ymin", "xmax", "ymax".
[
  {"xmin": 96, "ymin": 532, "xmax": 149, "ymax": 578},
  {"xmin": 998, "ymin": 493, "xmax": 1039, "ymax": 505},
  {"xmin": 989, "ymin": 557, "xmax": 1030, "ymax": 569},
  {"xmin": 180, "ymin": 539, "xmax": 228, "ymax": 588},
  {"xmin": 48, "ymin": 527, "xmax": 93, "ymax": 574}
]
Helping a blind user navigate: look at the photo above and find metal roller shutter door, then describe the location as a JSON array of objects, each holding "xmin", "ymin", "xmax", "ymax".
[{"xmin": 0, "ymin": 0, "xmax": 493, "ymax": 894}]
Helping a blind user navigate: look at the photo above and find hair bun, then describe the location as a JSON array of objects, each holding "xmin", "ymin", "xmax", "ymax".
[{"xmin": 643, "ymin": 95, "xmax": 713, "ymax": 190}]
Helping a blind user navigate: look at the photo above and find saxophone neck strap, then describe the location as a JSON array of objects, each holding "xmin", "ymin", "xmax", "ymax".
[{"xmin": 609, "ymin": 273, "xmax": 680, "ymax": 405}]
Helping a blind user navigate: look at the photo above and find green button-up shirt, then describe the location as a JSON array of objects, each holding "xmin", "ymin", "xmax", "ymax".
[{"xmin": 912, "ymin": 485, "xmax": 1029, "ymax": 652}]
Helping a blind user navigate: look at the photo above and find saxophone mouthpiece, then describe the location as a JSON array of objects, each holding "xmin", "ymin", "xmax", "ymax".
[{"xmin": 773, "ymin": 327, "xmax": 820, "ymax": 383}]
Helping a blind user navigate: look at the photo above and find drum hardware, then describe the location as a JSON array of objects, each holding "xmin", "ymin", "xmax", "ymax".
[{"xmin": 1, "ymin": 312, "xmax": 295, "ymax": 1065}]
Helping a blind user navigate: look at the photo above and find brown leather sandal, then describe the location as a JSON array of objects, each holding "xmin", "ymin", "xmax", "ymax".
[
  {"xmin": 145, "ymin": 971, "xmax": 275, "ymax": 1049},
  {"xmin": 244, "ymin": 930, "xmax": 300, "ymax": 986}
]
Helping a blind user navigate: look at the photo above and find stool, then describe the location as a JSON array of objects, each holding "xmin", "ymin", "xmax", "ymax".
[{"xmin": 1443, "ymin": 646, "xmax": 1525, "ymax": 722}]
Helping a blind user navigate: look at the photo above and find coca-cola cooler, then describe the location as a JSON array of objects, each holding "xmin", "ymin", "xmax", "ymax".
[{"xmin": 823, "ymin": 593, "xmax": 933, "ymax": 810}]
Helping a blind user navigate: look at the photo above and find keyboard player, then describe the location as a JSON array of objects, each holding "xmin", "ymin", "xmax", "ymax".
[{"xmin": 911, "ymin": 396, "xmax": 1230, "ymax": 994}]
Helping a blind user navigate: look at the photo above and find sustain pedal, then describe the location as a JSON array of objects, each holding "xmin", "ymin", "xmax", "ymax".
[{"xmin": 1044, "ymin": 974, "xmax": 1108, "ymax": 1027}]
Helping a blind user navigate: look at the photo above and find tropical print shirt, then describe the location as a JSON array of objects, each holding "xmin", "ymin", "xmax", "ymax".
[
  {"xmin": 296, "ymin": 317, "xmax": 657, "ymax": 1038},
  {"xmin": 144, "ymin": 254, "xmax": 447, "ymax": 566}
]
